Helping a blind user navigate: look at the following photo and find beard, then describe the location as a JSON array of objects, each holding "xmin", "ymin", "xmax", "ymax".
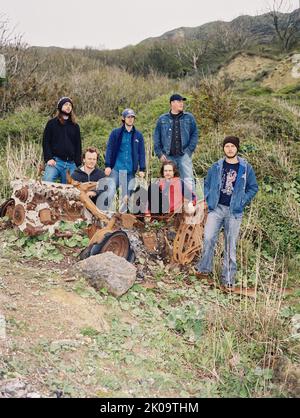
[{"xmin": 224, "ymin": 150, "xmax": 238, "ymax": 159}]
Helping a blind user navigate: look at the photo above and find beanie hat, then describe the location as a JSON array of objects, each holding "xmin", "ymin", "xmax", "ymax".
[
  {"xmin": 57, "ymin": 97, "xmax": 73, "ymax": 111},
  {"xmin": 223, "ymin": 136, "xmax": 240, "ymax": 150}
]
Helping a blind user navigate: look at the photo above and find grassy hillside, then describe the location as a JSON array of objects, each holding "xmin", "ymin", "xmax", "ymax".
[{"xmin": 0, "ymin": 11, "xmax": 299, "ymax": 399}]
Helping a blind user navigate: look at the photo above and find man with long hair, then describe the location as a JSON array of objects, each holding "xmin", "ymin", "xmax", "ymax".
[
  {"xmin": 147, "ymin": 160, "xmax": 196, "ymax": 217},
  {"xmin": 42, "ymin": 97, "xmax": 82, "ymax": 184}
]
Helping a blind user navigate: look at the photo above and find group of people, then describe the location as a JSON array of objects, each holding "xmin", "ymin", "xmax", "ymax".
[{"xmin": 42, "ymin": 94, "xmax": 258, "ymax": 289}]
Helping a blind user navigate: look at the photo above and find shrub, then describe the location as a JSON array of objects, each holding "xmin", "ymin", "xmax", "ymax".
[{"xmin": 0, "ymin": 107, "xmax": 46, "ymax": 149}]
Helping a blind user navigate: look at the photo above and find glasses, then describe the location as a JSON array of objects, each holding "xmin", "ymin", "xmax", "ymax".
[{"xmin": 126, "ymin": 116, "xmax": 135, "ymax": 119}]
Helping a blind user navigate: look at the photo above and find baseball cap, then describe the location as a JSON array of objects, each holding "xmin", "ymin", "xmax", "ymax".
[
  {"xmin": 122, "ymin": 108, "xmax": 136, "ymax": 118},
  {"xmin": 169, "ymin": 94, "xmax": 187, "ymax": 102}
]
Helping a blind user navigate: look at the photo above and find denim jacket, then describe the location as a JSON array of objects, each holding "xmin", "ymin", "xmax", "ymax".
[
  {"xmin": 204, "ymin": 157, "xmax": 258, "ymax": 215},
  {"xmin": 153, "ymin": 112, "xmax": 199, "ymax": 158}
]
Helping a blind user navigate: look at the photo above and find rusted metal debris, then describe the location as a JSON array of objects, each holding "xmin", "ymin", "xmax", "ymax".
[
  {"xmin": 2, "ymin": 179, "xmax": 93, "ymax": 236},
  {"xmin": 0, "ymin": 178, "xmax": 207, "ymax": 265}
]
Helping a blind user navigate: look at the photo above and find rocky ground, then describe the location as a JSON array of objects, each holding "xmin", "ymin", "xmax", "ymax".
[{"xmin": 0, "ymin": 220, "xmax": 299, "ymax": 398}]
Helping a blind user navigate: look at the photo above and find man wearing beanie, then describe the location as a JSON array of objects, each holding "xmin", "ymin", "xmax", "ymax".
[
  {"xmin": 195, "ymin": 136, "xmax": 258, "ymax": 289},
  {"xmin": 96, "ymin": 108, "xmax": 146, "ymax": 211},
  {"xmin": 42, "ymin": 97, "xmax": 82, "ymax": 184}
]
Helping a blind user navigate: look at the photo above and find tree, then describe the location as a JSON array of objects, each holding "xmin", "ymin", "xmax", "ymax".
[
  {"xmin": 268, "ymin": 1, "xmax": 300, "ymax": 51},
  {"xmin": 176, "ymin": 39, "xmax": 210, "ymax": 74},
  {"xmin": 0, "ymin": 15, "xmax": 43, "ymax": 115}
]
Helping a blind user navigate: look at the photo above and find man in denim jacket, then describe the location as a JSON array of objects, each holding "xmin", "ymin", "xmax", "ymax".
[
  {"xmin": 153, "ymin": 94, "xmax": 198, "ymax": 188},
  {"xmin": 195, "ymin": 136, "xmax": 258, "ymax": 288}
]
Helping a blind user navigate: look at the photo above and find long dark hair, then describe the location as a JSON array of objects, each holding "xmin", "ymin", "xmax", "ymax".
[
  {"xmin": 160, "ymin": 160, "xmax": 180, "ymax": 178},
  {"xmin": 56, "ymin": 110, "xmax": 77, "ymax": 125}
]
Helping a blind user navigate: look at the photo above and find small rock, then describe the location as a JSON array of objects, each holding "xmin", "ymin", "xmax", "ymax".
[
  {"xmin": 74, "ymin": 252, "xmax": 136, "ymax": 297},
  {"xmin": 291, "ymin": 314, "xmax": 300, "ymax": 340},
  {"xmin": 0, "ymin": 378, "xmax": 26, "ymax": 396},
  {"xmin": 26, "ymin": 392, "xmax": 41, "ymax": 398}
]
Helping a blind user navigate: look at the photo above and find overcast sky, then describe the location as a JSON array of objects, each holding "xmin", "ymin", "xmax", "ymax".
[{"xmin": 1, "ymin": 0, "xmax": 299, "ymax": 50}]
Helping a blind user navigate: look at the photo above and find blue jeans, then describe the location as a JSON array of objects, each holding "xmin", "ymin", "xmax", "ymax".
[
  {"xmin": 43, "ymin": 157, "xmax": 76, "ymax": 184},
  {"xmin": 196, "ymin": 204, "xmax": 243, "ymax": 286},
  {"xmin": 168, "ymin": 152, "xmax": 194, "ymax": 191},
  {"xmin": 96, "ymin": 169, "xmax": 135, "ymax": 211}
]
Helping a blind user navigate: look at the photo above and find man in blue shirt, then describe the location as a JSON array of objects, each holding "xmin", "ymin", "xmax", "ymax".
[
  {"xmin": 97, "ymin": 109, "xmax": 146, "ymax": 211},
  {"xmin": 195, "ymin": 136, "xmax": 258, "ymax": 289}
]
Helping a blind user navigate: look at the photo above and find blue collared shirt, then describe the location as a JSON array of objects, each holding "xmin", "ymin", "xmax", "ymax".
[{"xmin": 114, "ymin": 129, "xmax": 133, "ymax": 173}]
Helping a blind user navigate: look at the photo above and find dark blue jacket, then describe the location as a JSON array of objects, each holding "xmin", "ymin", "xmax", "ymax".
[
  {"xmin": 71, "ymin": 166, "xmax": 105, "ymax": 183},
  {"xmin": 105, "ymin": 125, "xmax": 146, "ymax": 173},
  {"xmin": 204, "ymin": 157, "xmax": 258, "ymax": 215}
]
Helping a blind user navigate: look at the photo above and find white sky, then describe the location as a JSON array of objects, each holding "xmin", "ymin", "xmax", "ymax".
[{"xmin": 0, "ymin": 0, "xmax": 299, "ymax": 50}]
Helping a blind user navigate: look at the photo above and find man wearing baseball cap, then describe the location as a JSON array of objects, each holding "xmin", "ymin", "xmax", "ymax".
[
  {"xmin": 153, "ymin": 93, "xmax": 198, "ymax": 189},
  {"xmin": 96, "ymin": 108, "xmax": 146, "ymax": 211},
  {"xmin": 195, "ymin": 136, "xmax": 258, "ymax": 290},
  {"xmin": 42, "ymin": 96, "xmax": 82, "ymax": 183}
]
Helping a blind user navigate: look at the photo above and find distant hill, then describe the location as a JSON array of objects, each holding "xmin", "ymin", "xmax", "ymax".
[
  {"xmin": 140, "ymin": 9, "xmax": 300, "ymax": 46},
  {"xmin": 29, "ymin": 8, "xmax": 300, "ymax": 80}
]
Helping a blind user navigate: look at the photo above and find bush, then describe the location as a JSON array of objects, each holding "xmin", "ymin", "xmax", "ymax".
[
  {"xmin": 0, "ymin": 107, "xmax": 46, "ymax": 149},
  {"xmin": 239, "ymin": 97, "xmax": 300, "ymax": 142},
  {"xmin": 80, "ymin": 114, "xmax": 112, "ymax": 166},
  {"xmin": 191, "ymin": 77, "xmax": 240, "ymax": 134}
]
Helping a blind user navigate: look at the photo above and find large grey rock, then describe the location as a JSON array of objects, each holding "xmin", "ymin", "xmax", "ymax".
[{"xmin": 75, "ymin": 252, "xmax": 136, "ymax": 297}]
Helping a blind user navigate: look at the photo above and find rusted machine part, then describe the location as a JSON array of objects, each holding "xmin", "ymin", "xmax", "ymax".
[
  {"xmin": 26, "ymin": 202, "xmax": 37, "ymax": 211},
  {"xmin": 39, "ymin": 208, "xmax": 53, "ymax": 225},
  {"xmin": 0, "ymin": 199, "xmax": 15, "ymax": 218},
  {"xmin": 15, "ymin": 186, "xmax": 29, "ymax": 202},
  {"xmin": 67, "ymin": 172, "xmax": 98, "ymax": 193},
  {"xmin": 120, "ymin": 213, "xmax": 140, "ymax": 229},
  {"xmin": 79, "ymin": 191, "xmax": 110, "ymax": 223},
  {"xmin": 92, "ymin": 230, "xmax": 130, "ymax": 258},
  {"xmin": 12, "ymin": 204, "xmax": 26, "ymax": 226},
  {"xmin": 85, "ymin": 224, "xmax": 99, "ymax": 240},
  {"xmin": 60, "ymin": 199, "xmax": 84, "ymax": 221},
  {"xmin": 142, "ymin": 232, "xmax": 158, "ymax": 252},
  {"xmin": 173, "ymin": 222, "xmax": 204, "ymax": 265},
  {"xmin": 172, "ymin": 202, "xmax": 208, "ymax": 265},
  {"xmin": 88, "ymin": 217, "xmax": 117, "ymax": 246},
  {"xmin": 23, "ymin": 224, "xmax": 45, "ymax": 236}
]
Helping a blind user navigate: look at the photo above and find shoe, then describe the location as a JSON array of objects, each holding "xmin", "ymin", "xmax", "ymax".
[
  {"xmin": 195, "ymin": 271, "xmax": 210, "ymax": 279},
  {"xmin": 221, "ymin": 284, "xmax": 256, "ymax": 298},
  {"xmin": 221, "ymin": 284, "xmax": 234, "ymax": 293},
  {"xmin": 231, "ymin": 286, "xmax": 256, "ymax": 298},
  {"xmin": 195, "ymin": 271, "xmax": 215, "ymax": 286}
]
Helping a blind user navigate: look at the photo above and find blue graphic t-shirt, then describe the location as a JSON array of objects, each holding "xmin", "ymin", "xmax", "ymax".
[{"xmin": 218, "ymin": 160, "xmax": 240, "ymax": 207}]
